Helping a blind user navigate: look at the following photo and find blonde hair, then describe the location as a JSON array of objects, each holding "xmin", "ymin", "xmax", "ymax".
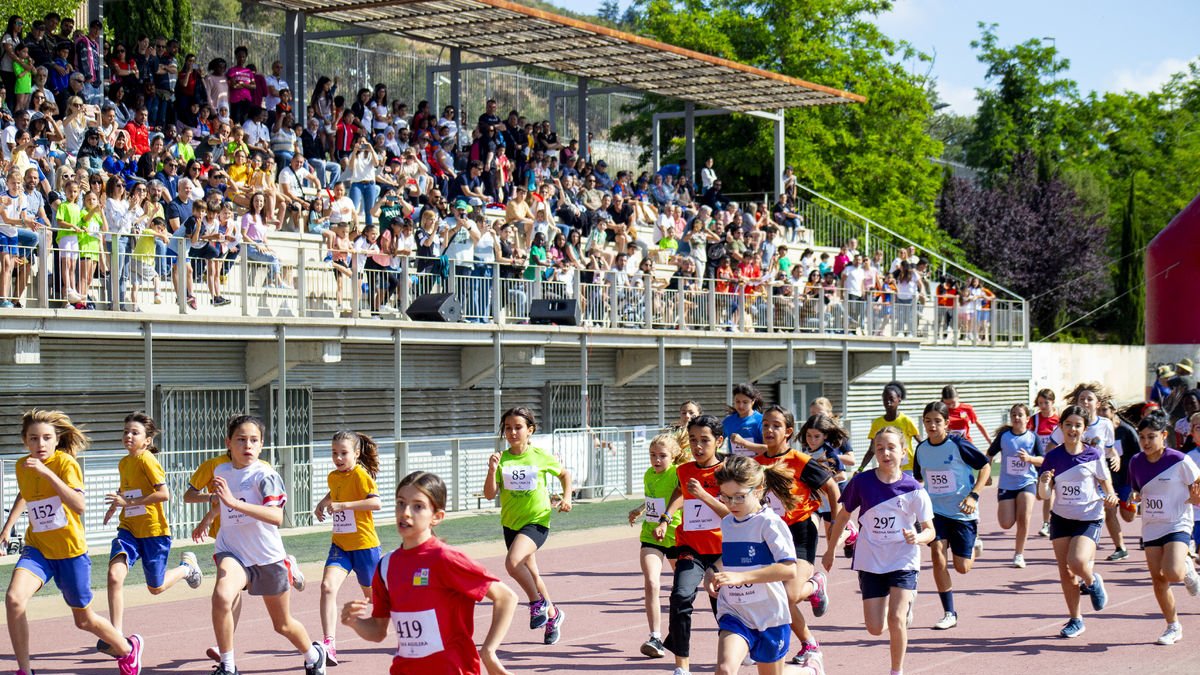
[
  {"xmin": 650, "ymin": 433, "xmax": 691, "ymax": 466},
  {"xmin": 1064, "ymin": 382, "xmax": 1111, "ymax": 408},
  {"xmin": 21, "ymin": 409, "xmax": 90, "ymax": 457},
  {"xmin": 715, "ymin": 455, "xmax": 798, "ymax": 513}
]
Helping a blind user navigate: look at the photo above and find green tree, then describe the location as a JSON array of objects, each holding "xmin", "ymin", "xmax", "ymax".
[
  {"xmin": 105, "ymin": 0, "xmax": 193, "ymax": 51},
  {"xmin": 8, "ymin": 1, "xmax": 81, "ymax": 23},
  {"xmin": 612, "ymin": 0, "xmax": 946, "ymax": 249}
]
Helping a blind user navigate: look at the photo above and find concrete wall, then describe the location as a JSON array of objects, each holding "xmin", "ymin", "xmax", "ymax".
[{"xmin": 1031, "ymin": 343, "xmax": 1147, "ymax": 404}]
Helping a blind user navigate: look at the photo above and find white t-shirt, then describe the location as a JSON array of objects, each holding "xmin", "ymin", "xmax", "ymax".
[
  {"xmin": 264, "ymin": 75, "xmax": 289, "ymax": 112},
  {"xmin": 840, "ymin": 471, "xmax": 933, "ymax": 574},
  {"xmin": 213, "ymin": 460, "xmax": 288, "ymax": 567},
  {"xmin": 1, "ymin": 191, "xmax": 25, "ymax": 237},
  {"xmin": 716, "ymin": 507, "xmax": 796, "ymax": 631},
  {"xmin": 1129, "ymin": 449, "xmax": 1200, "ymax": 542},
  {"xmin": 443, "ymin": 217, "xmax": 475, "ymax": 265},
  {"xmin": 1041, "ymin": 445, "xmax": 1109, "ymax": 522},
  {"xmin": 1051, "ymin": 417, "xmax": 1115, "ymax": 456},
  {"xmin": 843, "ymin": 265, "xmax": 866, "ymax": 298},
  {"xmin": 242, "ymin": 119, "xmax": 270, "ymax": 148},
  {"xmin": 329, "ymin": 196, "xmax": 356, "ymax": 225}
]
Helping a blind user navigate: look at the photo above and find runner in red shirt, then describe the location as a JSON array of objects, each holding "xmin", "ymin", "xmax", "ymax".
[
  {"xmin": 940, "ymin": 385, "xmax": 991, "ymax": 446},
  {"xmin": 1031, "ymin": 387, "xmax": 1061, "ymax": 537},
  {"xmin": 341, "ymin": 472, "xmax": 517, "ymax": 675}
]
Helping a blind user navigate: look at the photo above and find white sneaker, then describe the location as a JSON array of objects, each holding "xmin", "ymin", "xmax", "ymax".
[
  {"xmin": 286, "ymin": 554, "xmax": 306, "ymax": 591},
  {"xmin": 1038, "ymin": 522, "xmax": 1051, "ymax": 537},
  {"xmin": 934, "ymin": 611, "xmax": 958, "ymax": 630},
  {"xmin": 181, "ymin": 551, "xmax": 203, "ymax": 589},
  {"xmin": 1156, "ymin": 623, "xmax": 1183, "ymax": 645},
  {"xmin": 1185, "ymin": 570, "xmax": 1200, "ymax": 597},
  {"xmin": 1013, "ymin": 553, "xmax": 1026, "ymax": 569},
  {"xmin": 973, "ymin": 538, "xmax": 984, "ymax": 558},
  {"xmin": 672, "ymin": 668, "xmax": 691, "ymax": 675}
]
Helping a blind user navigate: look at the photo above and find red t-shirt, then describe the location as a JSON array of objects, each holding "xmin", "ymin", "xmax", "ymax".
[
  {"xmin": 371, "ymin": 537, "xmax": 497, "ymax": 675},
  {"xmin": 1032, "ymin": 412, "xmax": 1059, "ymax": 451},
  {"xmin": 754, "ymin": 449, "xmax": 829, "ymax": 524},
  {"xmin": 946, "ymin": 403, "xmax": 980, "ymax": 442},
  {"xmin": 674, "ymin": 460, "xmax": 724, "ymax": 555}
]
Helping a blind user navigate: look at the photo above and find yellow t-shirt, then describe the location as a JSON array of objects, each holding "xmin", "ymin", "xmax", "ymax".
[
  {"xmin": 328, "ymin": 464, "xmax": 380, "ymax": 551},
  {"xmin": 869, "ymin": 413, "xmax": 921, "ymax": 472},
  {"xmin": 17, "ymin": 451, "xmax": 87, "ymax": 559},
  {"xmin": 227, "ymin": 162, "xmax": 251, "ymax": 185},
  {"xmin": 117, "ymin": 450, "xmax": 169, "ymax": 538}
]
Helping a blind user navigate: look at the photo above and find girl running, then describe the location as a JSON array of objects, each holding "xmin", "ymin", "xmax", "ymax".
[
  {"xmin": 823, "ymin": 427, "xmax": 935, "ymax": 675},
  {"xmin": 913, "ymin": 401, "xmax": 991, "ymax": 630},
  {"xmin": 101, "ymin": 412, "xmax": 203, "ymax": 655},
  {"xmin": 313, "ymin": 431, "xmax": 383, "ymax": 665},
  {"xmin": 1120, "ymin": 409, "xmax": 1200, "ymax": 645},
  {"xmin": 209, "ymin": 415, "xmax": 328, "ymax": 675},
  {"xmin": 705, "ymin": 455, "xmax": 804, "ymax": 675},
  {"xmin": 1100, "ymin": 400, "xmax": 1141, "ymax": 562},
  {"xmin": 341, "ymin": 471, "xmax": 518, "ymax": 674},
  {"xmin": 940, "ymin": 385, "xmax": 991, "ymax": 446},
  {"xmin": 1, "ymin": 410, "xmax": 145, "ymax": 675},
  {"xmin": 627, "ymin": 434, "xmax": 689, "ymax": 659},
  {"xmin": 1038, "ymin": 404, "xmax": 1119, "ymax": 639},
  {"xmin": 481, "ymin": 407, "xmax": 572, "ymax": 645},
  {"xmin": 985, "ymin": 404, "xmax": 1042, "ymax": 568},
  {"xmin": 1032, "ymin": 388, "xmax": 1060, "ymax": 537},
  {"xmin": 798, "ymin": 414, "xmax": 852, "ymax": 556},
  {"xmin": 1050, "ymin": 383, "xmax": 1121, "ymax": 558},
  {"xmin": 670, "ymin": 400, "xmax": 702, "ymax": 453},
  {"xmin": 658, "ymin": 414, "xmax": 729, "ymax": 675},
  {"xmin": 1187, "ymin": 412, "xmax": 1200, "ymax": 556},
  {"xmin": 724, "ymin": 383, "xmax": 764, "ymax": 457},
  {"xmin": 859, "ymin": 382, "xmax": 922, "ymax": 474},
  {"xmin": 808, "ymin": 398, "xmax": 856, "ymax": 468},
  {"xmin": 753, "ymin": 405, "xmax": 841, "ymax": 669}
]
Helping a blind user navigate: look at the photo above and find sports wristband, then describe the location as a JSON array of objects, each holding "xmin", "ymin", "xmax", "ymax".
[
  {"xmin": 659, "ymin": 514, "xmax": 671, "ymax": 523},
  {"xmin": 968, "ymin": 491, "xmax": 980, "ymax": 501}
]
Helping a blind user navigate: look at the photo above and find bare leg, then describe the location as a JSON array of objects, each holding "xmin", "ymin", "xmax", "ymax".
[
  {"xmin": 107, "ymin": 556, "xmax": 129, "ymax": 633},
  {"xmin": 639, "ymin": 547, "xmax": 665, "ymax": 634},
  {"xmin": 6, "ymin": 568, "xmax": 43, "ymax": 672},
  {"xmin": 319, "ymin": 566, "xmax": 350, "ymax": 641},
  {"xmin": 262, "ymin": 590, "xmax": 315, "ymax": 653},
  {"xmin": 212, "ymin": 556, "xmax": 248, "ymax": 655}
]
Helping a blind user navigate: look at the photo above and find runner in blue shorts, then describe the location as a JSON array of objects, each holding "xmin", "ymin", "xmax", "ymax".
[{"xmin": 986, "ymin": 404, "xmax": 1042, "ymax": 569}]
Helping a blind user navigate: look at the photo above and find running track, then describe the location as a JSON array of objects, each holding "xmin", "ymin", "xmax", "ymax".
[{"xmin": 1, "ymin": 505, "xmax": 1197, "ymax": 674}]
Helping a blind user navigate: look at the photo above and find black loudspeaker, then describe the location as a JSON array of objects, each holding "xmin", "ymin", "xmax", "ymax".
[
  {"xmin": 406, "ymin": 293, "xmax": 462, "ymax": 322},
  {"xmin": 530, "ymin": 298, "xmax": 579, "ymax": 326}
]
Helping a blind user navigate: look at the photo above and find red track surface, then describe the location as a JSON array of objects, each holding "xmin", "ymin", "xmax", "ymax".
[{"xmin": 2, "ymin": 505, "xmax": 1198, "ymax": 674}]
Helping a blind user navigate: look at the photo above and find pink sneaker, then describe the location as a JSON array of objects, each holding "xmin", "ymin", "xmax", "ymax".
[
  {"xmin": 116, "ymin": 634, "xmax": 144, "ymax": 675},
  {"xmin": 323, "ymin": 637, "xmax": 339, "ymax": 666},
  {"xmin": 808, "ymin": 571, "xmax": 830, "ymax": 617}
]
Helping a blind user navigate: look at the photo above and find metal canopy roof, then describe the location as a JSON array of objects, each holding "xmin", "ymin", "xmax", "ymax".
[{"xmin": 260, "ymin": 0, "xmax": 866, "ymax": 111}]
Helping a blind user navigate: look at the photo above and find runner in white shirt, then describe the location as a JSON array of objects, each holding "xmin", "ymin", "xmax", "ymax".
[
  {"xmin": 1186, "ymin": 412, "xmax": 1200, "ymax": 556},
  {"xmin": 1122, "ymin": 410, "xmax": 1200, "ymax": 645}
]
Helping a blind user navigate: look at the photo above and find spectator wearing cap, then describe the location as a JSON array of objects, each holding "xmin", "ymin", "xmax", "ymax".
[
  {"xmin": 593, "ymin": 159, "xmax": 613, "ymax": 191},
  {"xmin": 24, "ymin": 20, "xmax": 52, "ymax": 67},
  {"xmin": 702, "ymin": 178, "xmax": 725, "ymax": 211},
  {"xmin": 1151, "ymin": 365, "xmax": 1175, "ymax": 405}
]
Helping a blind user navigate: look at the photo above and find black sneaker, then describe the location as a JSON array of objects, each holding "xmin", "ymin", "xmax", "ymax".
[
  {"xmin": 305, "ymin": 641, "xmax": 328, "ymax": 675},
  {"xmin": 544, "ymin": 607, "xmax": 565, "ymax": 645},
  {"xmin": 211, "ymin": 665, "xmax": 239, "ymax": 675},
  {"xmin": 640, "ymin": 635, "xmax": 665, "ymax": 658},
  {"xmin": 1106, "ymin": 548, "xmax": 1129, "ymax": 561}
]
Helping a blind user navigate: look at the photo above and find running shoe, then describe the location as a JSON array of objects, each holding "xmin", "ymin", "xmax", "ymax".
[
  {"xmin": 1156, "ymin": 623, "xmax": 1183, "ymax": 646},
  {"xmin": 544, "ymin": 607, "xmax": 565, "ymax": 645},
  {"xmin": 206, "ymin": 647, "xmax": 221, "ymax": 663},
  {"xmin": 1013, "ymin": 553, "xmax": 1026, "ymax": 569},
  {"xmin": 1106, "ymin": 548, "xmax": 1129, "ymax": 561},
  {"xmin": 809, "ymin": 571, "xmax": 830, "ymax": 617},
  {"xmin": 789, "ymin": 641, "xmax": 821, "ymax": 666},
  {"xmin": 304, "ymin": 641, "xmax": 327, "ymax": 675},
  {"xmin": 323, "ymin": 637, "xmax": 338, "ymax": 666},
  {"xmin": 182, "ymin": 551, "xmax": 203, "ymax": 589},
  {"xmin": 210, "ymin": 666, "xmax": 239, "ymax": 675},
  {"xmin": 1038, "ymin": 522, "xmax": 1051, "ymax": 537},
  {"xmin": 116, "ymin": 634, "xmax": 144, "ymax": 675},
  {"xmin": 672, "ymin": 668, "xmax": 691, "ymax": 675},
  {"xmin": 639, "ymin": 635, "xmax": 665, "ymax": 658},
  {"xmin": 97, "ymin": 639, "xmax": 118, "ymax": 657},
  {"xmin": 1059, "ymin": 618, "xmax": 1085, "ymax": 638},
  {"xmin": 973, "ymin": 538, "xmax": 984, "ymax": 558},
  {"xmin": 933, "ymin": 611, "xmax": 957, "ymax": 630},
  {"xmin": 529, "ymin": 598, "xmax": 549, "ymax": 629},
  {"xmin": 1185, "ymin": 570, "xmax": 1200, "ymax": 597},
  {"xmin": 1088, "ymin": 573, "xmax": 1108, "ymax": 611},
  {"xmin": 286, "ymin": 554, "xmax": 306, "ymax": 591}
]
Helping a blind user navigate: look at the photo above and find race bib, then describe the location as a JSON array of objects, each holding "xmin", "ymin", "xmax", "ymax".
[
  {"xmin": 723, "ymin": 583, "xmax": 766, "ymax": 605},
  {"xmin": 1038, "ymin": 434, "xmax": 1054, "ymax": 450},
  {"xmin": 28, "ymin": 496, "xmax": 67, "ymax": 533},
  {"xmin": 682, "ymin": 498, "xmax": 719, "ymax": 531},
  {"xmin": 222, "ymin": 501, "xmax": 248, "ymax": 527},
  {"xmin": 730, "ymin": 442, "xmax": 755, "ymax": 458},
  {"xmin": 866, "ymin": 514, "xmax": 904, "ymax": 543},
  {"xmin": 763, "ymin": 491, "xmax": 788, "ymax": 518},
  {"xmin": 925, "ymin": 470, "xmax": 956, "ymax": 495},
  {"xmin": 1006, "ymin": 456, "xmax": 1029, "ymax": 477},
  {"xmin": 390, "ymin": 609, "xmax": 444, "ymax": 659},
  {"xmin": 643, "ymin": 497, "xmax": 666, "ymax": 523},
  {"xmin": 1058, "ymin": 481, "xmax": 1084, "ymax": 505},
  {"xmin": 122, "ymin": 489, "xmax": 147, "ymax": 518},
  {"xmin": 332, "ymin": 509, "xmax": 356, "ymax": 534},
  {"xmin": 948, "ymin": 429, "xmax": 966, "ymax": 438},
  {"xmin": 1142, "ymin": 496, "xmax": 1170, "ymax": 522},
  {"xmin": 502, "ymin": 465, "xmax": 536, "ymax": 491}
]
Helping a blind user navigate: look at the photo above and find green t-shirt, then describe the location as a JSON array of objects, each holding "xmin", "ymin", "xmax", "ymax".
[
  {"xmin": 378, "ymin": 202, "xmax": 405, "ymax": 229},
  {"xmin": 495, "ymin": 446, "xmax": 563, "ymax": 530},
  {"xmin": 778, "ymin": 257, "xmax": 793, "ymax": 275},
  {"xmin": 56, "ymin": 202, "xmax": 82, "ymax": 241},
  {"xmin": 640, "ymin": 465, "xmax": 681, "ymax": 547}
]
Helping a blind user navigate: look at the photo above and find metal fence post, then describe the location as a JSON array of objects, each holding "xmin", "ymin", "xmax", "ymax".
[
  {"xmin": 818, "ymin": 287, "xmax": 827, "ymax": 335},
  {"xmin": 491, "ymin": 260, "xmax": 502, "ymax": 324},
  {"xmin": 37, "ymin": 234, "xmax": 49, "ymax": 308},
  {"xmin": 240, "ymin": 244, "xmax": 250, "ymax": 317},
  {"xmin": 395, "ymin": 440, "xmax": 408, "ymax": 486},
  {"xmin": 953, "ymin": 295, "xmax": 960, "ymax": 347},
  {"xmin": 450, "ymin": 438, "xmax": 462, "ymax": 512},
  {"xmin": 707, "ymin": 279, "xmax": 717, "ymax": 331},
  {"xmin": 398, "ymin": 256, "xmax": 410, "ymax": 314},
  {"xmin": 623, "ymin": 429, "xmax": 634, "ymax": 496},
  {"xmin": 109, "ymin": 235, "xmax": 121, "ymax": 309},
  {"xmin": 351, "ymin": 253, "xmax": 362, "ymax": 317},
  {"xmin": 282, "ymin": 444, "xmax": 295, "ymax": 528},
  {"xmin": 176, "ymin": 246, "xmax": 189, "ymax": 314},
  {"xmin": 607, "ymin": 278, "xmax": 618, "ymax": 329},
  {"xmin": 643, "ymin": 277, "xmax": 653, "ymax": 329},
  {"xmin": 297, "ymin": 248, "xmax": 307, "ymax": 317}
]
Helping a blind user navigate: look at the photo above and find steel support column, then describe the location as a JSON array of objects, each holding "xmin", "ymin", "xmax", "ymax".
[
  {"xmin": 684, "ymin": 102, "xmax": 695, "ymax": 185},
  {"xmin": 577, "ymin": 77, "xmax": 589, "ymax": 161}
]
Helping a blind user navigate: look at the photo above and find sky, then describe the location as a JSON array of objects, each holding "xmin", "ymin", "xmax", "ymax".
[{"xmin": 551, "ymin": 0, "xmax": 1200, "ymax": 115}]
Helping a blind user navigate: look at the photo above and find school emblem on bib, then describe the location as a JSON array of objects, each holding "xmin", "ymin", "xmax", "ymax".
[{"xmin": 412, "ymin": 568, "xmax": 430, "ymax": 586}]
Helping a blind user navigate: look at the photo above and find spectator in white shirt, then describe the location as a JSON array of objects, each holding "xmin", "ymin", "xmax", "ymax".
[
  {"xmin": 263, "ymin": 60, "xmax": 288, "ymax": 118},
  {"xmin": 843, "ymin": 254, "xmax": 867, "ymax": 329},
  {"xmin": 241, "ymin": 107, "xmax": 271, "ymax": 158},
  {"xmin": 700, "ymin": 156, "xmax": 717, "ymax": 191}
]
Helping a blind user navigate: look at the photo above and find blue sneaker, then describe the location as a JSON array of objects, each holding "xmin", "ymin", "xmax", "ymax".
[
  {"xmin": 1059, "ymin": 617, "xmax": 1085, "ymax": 638},
  {"xmin": 1089, "ymin": 573, "xmax": 1108, "ymax": 611}
]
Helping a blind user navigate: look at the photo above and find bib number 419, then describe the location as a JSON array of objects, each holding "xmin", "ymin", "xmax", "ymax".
[{"xmin": 395, "ymin": 618, "xmax": 423, "ymax": 640}]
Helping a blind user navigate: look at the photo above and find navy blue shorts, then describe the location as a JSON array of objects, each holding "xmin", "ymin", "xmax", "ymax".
[
  {"xmin": 325, "ymin": 543, "xmax": 382, "ymax": 587},
  {"xmin": 932, "ymin": 513, "xmax": 978, "ymax": 558},
  {"xmin": 997, "ymin": 484, "xmax": 1036, "ymax": 501},
  {"xmin": 1144, "ymin": 531, "xmax": 1192, "ymax": 548},
  {"xmin": 1193, "ymin": 521, "xmax": 1200, "ymax": 548},
  {"xmin": 857, "ymin": 569, "xmax": 918, "ymax": 599},
  {"xmin": 1049, "ymin": 513, "xmax": 1102, "ymax": 542},
  {"xmin": 109, "ymin": 528, "xmax": 173, "ymax": 588},
  {"xmin": 717, "ymin": 613, "xmax": 790, "ymax": 664},
  {"xmin": 16, "ymin": 546, "xmax": 93, "ymax": 608}
]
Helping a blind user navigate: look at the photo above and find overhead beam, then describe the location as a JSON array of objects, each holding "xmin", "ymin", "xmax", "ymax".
[
  {"xmin": 615, "ymin": 348, "xmax": 657, "ymax": 387},
  {"xmin": 748, "ymin": 351, "xmax": 787, "ymax": 383},
  {"xmin": 426, "ymin": 58, "xmax": 515, "ymax": 73},
  {"xmin": 652, "ymin": 108, "xmax": 784, "ymax": 123},
  {"xmin": 246, "ymin": 341, "xmax": 341, "ymax": 390},
  {"xmin": 307, "ymin": 27, "xmax": 379, "ymax": 40}
]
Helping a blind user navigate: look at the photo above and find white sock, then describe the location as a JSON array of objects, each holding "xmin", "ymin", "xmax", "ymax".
[
  {"xmin": 650, "ymin": 631, "xmax": 661, "ymax": 639},
  {"xmin": 304, "ymin": 643, "xmax": 321, "ymax": 665},
  {"xmin": 220, "ymin": 652, "xmax": 235, "ymax": 670}
]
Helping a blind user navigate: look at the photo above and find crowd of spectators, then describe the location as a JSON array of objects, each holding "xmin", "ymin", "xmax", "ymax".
[{"xmin": 0, "ymin": 13, "xmax": 996, "ymax": 339}]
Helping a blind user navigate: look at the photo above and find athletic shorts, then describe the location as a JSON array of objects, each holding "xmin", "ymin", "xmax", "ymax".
[
  {"xmin": 503, "ymin": 523, "xmax": 549, "ymax": 550},
  {"xmin": 1143, "ymin": 532, "xmax": 1192, "ymax": 548},
  {"xmin": 640, "ymin": 541, "xmax": 678, "ymax": 559},
  {"xmin": 931, "ymin": 514, "xmax": 978, "ymax": 558},
  {"xmin": 1049, "ymin": 513, "xmax": 1102, "ymax": 542},
  {"xmin": 16, "ymin": 546, "xmax": 93, "ymax": 608},
  {"xmin": 325, "ymin": 543, "xmax": 382, "ymax": 587},
  {"xmin": 0, "ymin": 232, "xmax": 17, "ymax": 256},
  {"xmin": 788, "ymin": 518, "xmax": 819, "ymax": 564},
  {"xmin": 997, "ymin": 484, "xmax": 1036, "ymax": 501},
  {"xmin": 817, "ymin": 511, "xmax": 832, "ymax": 523},
  {"xmin": 716, "ymin": 614, "xmax": 790, "ymax": 664},
  {"xmin": 857, "ymin": 569, "xmax": 918, "ymax": 600},
  {"xmin": 214, "ymin": 551, "xmax": 291, "ymax": 596},
  {"xmin": 109, "ymin": 528, "xmax": 172, "ymax": 588},
  {"xmin": 190, "ymin": 244, "xmax": 219, "ymax": 260},
  {"xmin": 1193, "ymin": 520, "xmax": 1200, "ymax": 548}
]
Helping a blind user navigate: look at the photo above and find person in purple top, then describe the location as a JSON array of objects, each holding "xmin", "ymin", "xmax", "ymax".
[
  {"xmin": 824, "ymin": 427, "xmax": 934, "ymax": 675},
  {"xmin": 1120, "ymin": 409, "xmax": 1200, "ymax": 646}
]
